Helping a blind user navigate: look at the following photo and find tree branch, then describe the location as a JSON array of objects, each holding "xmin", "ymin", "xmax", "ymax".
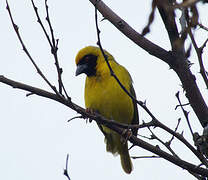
[
  {"xmin": 188, "ymin": 27, "xmax": 208, "ymax": 89},
  {"xmin": 31, "ymin": 0, "xmax": 69, "ymax": 98},
  {"xmin": 91, "ymin": 0, "xmax": 174, "ymax": 65},
  {"xmin": 156, "ymin": 0, "xmax": 183, "ymax": 53},
  {"xmin": 6, "ymin": 0, "xmax": 61, "ymax": 97},
  {"xmin": 1, "ymin": 75, "xmax": 208, "ymax": 176},
  {"xmin": 89, "ymin": 0, "xmax": 208, "ymax": 128},
  {"xmin": 176, "ymin": 91, "xmax": 194, "ymax": 137},
  {"xmin": 63, "ymin": 154, "xmax": 71, "ymax": 180}
]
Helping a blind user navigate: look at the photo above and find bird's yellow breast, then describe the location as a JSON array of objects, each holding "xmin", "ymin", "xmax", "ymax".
[{"xmin": 84, "ymin": 61, "xmax": 134, "ymax": 125}]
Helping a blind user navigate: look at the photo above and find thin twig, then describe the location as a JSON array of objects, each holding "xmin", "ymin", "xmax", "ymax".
[
  {"xmin": 141, "ymin": 0, "xmax": 156, "ymax": 36},
  {"xmin": 167, "ymin": 118, "xmax": 181, "ymax": 146},
  {"xmin": 200, "ymin": 38, "xmax": 208, "ymax": 52},
  {"xmin": 31, "ymin": 0, "xmax": 53, "ymax": 46},
  {"xmin": 176, "ymin": 91, "xmax": 194, "ymax": 137},
  {"xmin": 44, "ymin": 0, "xmax": 69, "ymax": 97},
  {"xmin": 187, "ymin": 25, "xmax": 208, "ymax": 89},
  {"xmin": 131, "ymin": 155, "xmax": 160, "ymax": 159},
  {"xmin": 63, "ymin": 154, "xmax": 71, "ymax": 180},
  {"xmin": 94, "ymin": 7, "xmax": 159, "ymax": 126},
  {"xmin": 137, "ymin": 134, "xmax": 153, "ymax": 140},
  {"xmin": 198, "ymin": 23, "xmax": 208, "ymax": 32},
  {"xmin": 128, "ymin": 144, "xmax": 135, "ymax": 150},
  {"xmin": 6, "ymin": 0, "xmax": 61, "ymax": 97},
  {"xmin": 154, "ymin": 118, "xmax": 208, "ymax": 167},
  {"xmin": 147, "ymin": 127, "xmax": 180, "ymax": 158},
  {"xmin": 31, "ymin": 0, "xmax": 69, "ymax": 98},
  {"xmin": 68, "ymin": 116, "xmax": 84, "ymax": 122},
  {"xmin": 45, "ymin": 0, "xmax": 56, "ymax": 51},
  {"xmin": 175, "ymin": 103, "xmax": 190, "ymax": 110},
  {"xmin": 95, "ymin": 7, "xmax": 137, "ymax": 104}
]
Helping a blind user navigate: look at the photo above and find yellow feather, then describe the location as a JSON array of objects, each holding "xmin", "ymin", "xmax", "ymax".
[{"xmin": 75, "ymin": 46, "xmax": 139, "ymax": 174}]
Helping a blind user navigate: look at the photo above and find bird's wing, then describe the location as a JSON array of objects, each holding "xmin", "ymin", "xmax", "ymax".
[{"xmin": 130, "ymin": 84, "xmax": 139, "ymax": 136}]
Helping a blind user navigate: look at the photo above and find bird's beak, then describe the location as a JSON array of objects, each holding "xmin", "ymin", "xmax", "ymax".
[{"xmin": 75, "ymin": 64, "xmax": 88, "ymax": 76}]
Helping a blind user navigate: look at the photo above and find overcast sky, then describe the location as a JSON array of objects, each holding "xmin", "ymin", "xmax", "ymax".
[{"xmin": 0, "ymin": 1, "xmax": 208, "ymax": 180}]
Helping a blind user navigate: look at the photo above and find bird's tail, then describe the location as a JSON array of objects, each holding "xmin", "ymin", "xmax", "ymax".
[
  {"xmin": 120, "ymin": 144, "xmax": 133, "ymax": 174},
  {"xmin": 104, "ymin": 131, "xmax": 133, "ymax": 174}
]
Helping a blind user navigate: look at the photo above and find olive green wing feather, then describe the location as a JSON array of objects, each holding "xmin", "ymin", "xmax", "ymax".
[{"xmin": 130, "ymin": 84, "xmax": 139, "ymax": 136}]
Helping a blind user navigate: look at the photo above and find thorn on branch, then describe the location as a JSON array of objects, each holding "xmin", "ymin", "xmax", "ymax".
[
  {"xmin": 59, "ymin": 67, "xmax": 63, "ymax": 75},
  {"xmin": 128, "ymin": 144, "xmax": 135, "ymax": 150},
  {"xmin": 142, "ymin": 100, "xmax": 147, "ymax": 106},
  {"xmin": 199, "ymin": 38, "xmax": 208, "ymax": 52},
  {"xmin": 26, "ymin": 92, "xmax": 35, "ymax": 97},
  {"xmin": 100, "ymin": 17, "xmax": 107, "ymax": 22},
  {"xmin": 56, "ymin": 39, "xmax": 59, "ymax": 48},
  {"xmin": 185, "ymin": 44, "xmax": 192, "ymax": 58}
]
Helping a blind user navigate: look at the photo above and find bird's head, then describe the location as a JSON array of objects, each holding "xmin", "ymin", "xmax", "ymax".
[{"xmin": 75, "ymin": 46, "xmax": 114, "ymax": 77}]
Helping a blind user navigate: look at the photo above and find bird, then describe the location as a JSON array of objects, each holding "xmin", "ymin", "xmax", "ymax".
[{"xmin": 75, "ymin": 46, "xmax": 139, "ymax": 174}]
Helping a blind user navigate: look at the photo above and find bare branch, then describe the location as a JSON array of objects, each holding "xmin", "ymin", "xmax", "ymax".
[
  {"xmin": 1, "ymin": 75, "xmax": 208, "ymax": 175},
  {"xmin": 92, "ymin": 0, "xmax": 173, "ymax": 65},
  {"xmin": 94, "ymin": 7, "xmax": 140, "ymax": 115},
  {"xmin": 176, "ymin": 91, "xmax": 194, "ymax": 137},
  {"xmin": 188, "ymin": 26, "xmax": 208, "ymax": 89},
  {"xmin": 156, "ymin": 0, "xmax": 183, "ymax": 53},
  {"xmin": 63, "ymin": 154, "xmax": 71, "ymax": 180},
  {"xmin": 89, "ymin": 0, "xmax": 208, "ymax": 128},
  {"xmin": 31, "ymin": 0, "xmax": 69, "ymax": 98},
  {"xmin": 168, "ymin": 118, "xmax": 181, "ymax": 146},
  {"xmin": 93, "ymin": 7, "xmax": 208, "ymax": 167},
  {"xmin": 141, "ymin": 0, "xmax": 156, "ymax": 36},
  {"xmin": 198, "ymin": 23, "xmax": 208, "ymax": 32},
  {"xmin": 131, "ymin": 155, "xmax": 160, "ymax": 159},
  {"xmin": 147, "ymin": 127, "xmax": 179, "ymax": 158},
  {"xmin": 68, "ymin": 116, "xmax": 84, "ymax": 122},
  {"xmin": 200, "ymin": 38, "xmax": 208, "ymax": 51},
  {"xmin": 31, "ymin": 0, "xmax": 53, "ymax": 47},
  {"xmin": 44, "ymin": 0, "xmax": 68, "ymax": 97},
  {"xmin": 4, "ymin": 0, "xmax": 208, "ymax": 178},
  {"xmin": 175, "ymin": 103, "xmax": 190, "ymax": 110},
  {"xmin": 6, "ymin": 0, "xmax": 61, "ymax": 97}
]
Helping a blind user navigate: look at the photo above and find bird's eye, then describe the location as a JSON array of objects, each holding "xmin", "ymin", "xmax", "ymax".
[{"xmin": 85, "ymin": 56, "xmax": 90, "ymax": 61}]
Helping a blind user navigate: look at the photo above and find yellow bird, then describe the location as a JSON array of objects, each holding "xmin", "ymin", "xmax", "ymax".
[{"xmin": 75, "ymin": 46, "xmax": 139, "ymax": 174}]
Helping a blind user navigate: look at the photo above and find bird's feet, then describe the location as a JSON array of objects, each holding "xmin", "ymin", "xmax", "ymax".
[
  {"xmin": 121, "ymin": 128, "xmax": 132, "ymax": 145},
  {"xmin": 85, "ymin": 108, "xmax": 96, "ymax": 123}
]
